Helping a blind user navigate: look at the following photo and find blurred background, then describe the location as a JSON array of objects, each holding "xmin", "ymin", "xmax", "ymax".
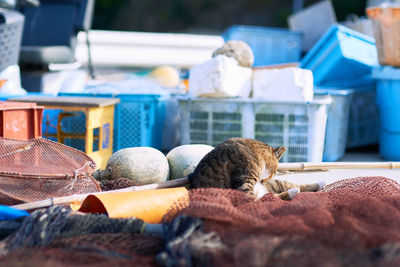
[{"xmin": 93, "ymin": 0, "xmax": 367, "ymax": 33}]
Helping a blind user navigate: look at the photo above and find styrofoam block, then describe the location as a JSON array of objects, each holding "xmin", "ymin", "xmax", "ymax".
[
  {"xmin": 0, "ymin": 65, "xmax": 27, "ymax": 95},
  {"xmin": 252, "ymin": 67, "xmax": 313, "ymax": 102},
  {"xmin": 188, "ymin": 55, "xmax": 252, "ymax": 98}
]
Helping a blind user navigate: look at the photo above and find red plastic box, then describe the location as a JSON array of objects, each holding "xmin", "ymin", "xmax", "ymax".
[{"xmin": 0, "ymin": 101, "xmax": 44, "ymax": 140}]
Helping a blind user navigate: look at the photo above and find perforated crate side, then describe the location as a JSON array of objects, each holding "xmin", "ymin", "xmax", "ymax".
[
  {"xmin": 114, "ymin": 99, "xmax": 155, "ymax": 150},
  {"xmin": 58, "ymin": 93, "xmax": 168, "ymax": 151},
  {"xmin": 254, "ymin": 102, "xmax": 328, "ymax": 162},
  {"xmin": 179, "ymin": 98, "xmax": 329, "ymax": 163},
  {"xmin": 0, "ymin": 10, "xmax": 24, "ymax": 72},
  {"xmin": 61, "ymin": 111, "xmax": 86, "ymax": 151},
  {"xmin": 347, "ymin": 87, "xmax": 379, "ymax": 148},
  {"xmin": 179, "ymin": 99, "xmax": 254, "ymax": 147},
  {"xmin": 42, "ymin": 109, "xmax": 63, "ymax": 142},
  {"xmin": 113, "ymin": 94, "xmax": 167, "ymax": 151},
  {"xmin": 315, "ymin": 89, "xmax": 353, "ymax": 161}
]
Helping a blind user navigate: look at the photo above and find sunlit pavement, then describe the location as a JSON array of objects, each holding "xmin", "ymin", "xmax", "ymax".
[{"xmin": 277, "ymin": 150, "xmax": 400, "ymax": 185}]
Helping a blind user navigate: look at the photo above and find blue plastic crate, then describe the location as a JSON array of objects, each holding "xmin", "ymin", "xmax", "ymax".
[
  {"xmin": 373, "ymin": 66, "xmax": 400, "ymax": 160},
  {"xmin": 300, "ymin": 24, "xmax": 379, "ymax": 87},
  {"xmin": 59, "ymin": 92, "xmax": 168, "ymax": 152},
  {"xmin": 315, "ymin": 88, "xmax": 353, "ymax": 161},
  {"xmin": 222, "ymin": 25, "xmax": 302, "ymax": 67}
]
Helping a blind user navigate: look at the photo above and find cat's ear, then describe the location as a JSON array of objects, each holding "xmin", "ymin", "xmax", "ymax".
[{"xmin": 273, "ymin": 147, "xmax": 286, "ymax": 160}]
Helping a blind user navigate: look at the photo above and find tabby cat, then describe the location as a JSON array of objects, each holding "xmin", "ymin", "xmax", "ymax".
[{"xmin": 188, "ymin": 138, "xmax": 325, "ymax": 200}]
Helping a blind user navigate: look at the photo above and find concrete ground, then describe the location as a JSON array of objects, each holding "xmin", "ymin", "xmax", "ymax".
[{"xmin": 277, "ymin": 146, "xmax": 400, "ymax": 186}]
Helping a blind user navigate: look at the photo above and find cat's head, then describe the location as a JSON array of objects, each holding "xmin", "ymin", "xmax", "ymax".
[{"xmin": 273, "ymin": 146, "xmax": 286, "ymax": 160}]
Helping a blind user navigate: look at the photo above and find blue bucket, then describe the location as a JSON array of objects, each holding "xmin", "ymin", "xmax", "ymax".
[{"xmin": 374, "ymin": 67, "xmax": 400, "ymax": 160}]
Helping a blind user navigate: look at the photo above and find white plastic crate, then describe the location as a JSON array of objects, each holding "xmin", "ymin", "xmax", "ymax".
[
  {"xmin": 179, "ymin": 96, "xmax": 331, "ymax": 163},
  {"xmin": 315, "ymin": 88, "xmax": 353, "ymax": 162}
]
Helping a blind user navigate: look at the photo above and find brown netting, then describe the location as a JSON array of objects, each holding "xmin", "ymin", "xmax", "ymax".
[
  {"xmin": 100, "ymin": 178, "xmax": 140, "ymax": 191},
  {"xmin": 0, "ymin": 245, "xmax": 158, "ymax": 266},
  {"xmin": 2, "ymin": 176, "xmax": 400, "ymax": 266},
  {"xmin": 160, "ymin": 176, "xmax": 400, "ymax": 266},
  {"xmin": 0, "ymin": 137, "xmax": 101, "ymax": 205}
]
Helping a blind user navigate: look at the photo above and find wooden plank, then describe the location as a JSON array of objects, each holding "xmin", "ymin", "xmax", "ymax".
[{"xmin": 7, "ymin": 96, "xmax": 120, "ymax": 107}]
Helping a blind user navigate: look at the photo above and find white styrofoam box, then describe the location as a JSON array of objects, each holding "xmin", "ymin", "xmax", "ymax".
[
  {"xmin": 178, "ymin": 95, "xmax": 332, "ymax": 163},
  {"xmin": 252, "ymin": 67, "xmax": 313, "ymax": 102},
  {"xmin": 188, "ymin": 55, "xmax": 252, "ymax": 98}
]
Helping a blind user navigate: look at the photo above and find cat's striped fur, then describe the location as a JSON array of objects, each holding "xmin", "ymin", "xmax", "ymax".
[
  {"xmin": 188, "ymin": 138, "xmax": 324, "ymax": 200},
  {"xmin": 189, "ymin": 138, "xmax": 285, "ymax": 197}
]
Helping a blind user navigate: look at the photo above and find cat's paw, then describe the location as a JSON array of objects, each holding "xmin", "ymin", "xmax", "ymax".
[
  {"xmin": 317, "ymin": 180, "xmax": 327, "ymax": 190},
  {"xmin": 288, "ymin": 187, "xmax": 300, "ymax": 199}
]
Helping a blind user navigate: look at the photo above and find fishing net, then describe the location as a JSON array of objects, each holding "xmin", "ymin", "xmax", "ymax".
[
  {"xmin": 0, "ymin": 137, "xmax": 101, "ymax": 205},
  {"xmin": 100, "ymin": 178, "xmax": 139, "ymax": 191},
  {"xmin": 0, "ymin": 206, "xmax": 162, "ymax": 266},
  {"xmin": 1, "ymin": 176, "xmax": 400, "ymax": 266},
  {"xmin": 161, "ymin": 176, "xmax": 400, "ymax": 266}
]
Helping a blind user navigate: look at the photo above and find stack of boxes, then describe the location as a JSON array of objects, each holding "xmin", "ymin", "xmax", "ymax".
[
  {"xmin": 368, "ymin": 5, "xmax": 400, "ymax": 160},
  {"xmin": 300, "ymin": 24, "xmax": 380, "ymax": 161}
]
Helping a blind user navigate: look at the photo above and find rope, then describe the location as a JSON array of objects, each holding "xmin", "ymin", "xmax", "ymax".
[{"xmin": 64, "ymin": 161, "xmax": 92, "ymax": 191}]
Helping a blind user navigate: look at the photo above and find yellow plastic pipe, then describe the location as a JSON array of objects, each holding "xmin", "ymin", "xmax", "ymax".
[{"xmin": 70, "ymin": 187, "xmax": 189, "ymax": 223}]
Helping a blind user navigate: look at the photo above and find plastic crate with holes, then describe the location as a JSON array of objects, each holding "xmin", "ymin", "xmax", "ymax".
[
  {"xmin": 314, "ymin": 88, "xmax": 353, "ymax": 162},
  {"xmin": 58, "ymin": 92, "xmax": 168, "ymax": 152},
  {"xmin": 178, "ymin": 96, "xmax": 332, "ymax": 163},
  {"xmin": 0, "ymin": 9, "xmax": 24, "ymax": 72},
  {"xmin": 346, "ymin": 86, "xmax": 379, "ymax": 148}
]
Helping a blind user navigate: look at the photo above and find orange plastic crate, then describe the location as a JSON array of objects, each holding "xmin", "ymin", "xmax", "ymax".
[{"xmin": 0, "ymin": 101, "xmax": 44, "ymax": 140}]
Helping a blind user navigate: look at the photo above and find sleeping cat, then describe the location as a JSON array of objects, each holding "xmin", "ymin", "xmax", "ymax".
[{"xmin": 188, "ymin": 137, "xmax": 325, "ymax": 200}]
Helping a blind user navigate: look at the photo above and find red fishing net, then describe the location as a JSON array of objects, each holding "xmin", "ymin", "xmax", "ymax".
[
  {"xmin": 162, "ymin": 176, "xmax": 400, "ymax": 266},
  {"xmin": 1, "ymin": 176, "xmax": 400, "ymax": 266},
  {"xmin": 0, "ymin": 137, "xmax": 101, "ymax": 205}
]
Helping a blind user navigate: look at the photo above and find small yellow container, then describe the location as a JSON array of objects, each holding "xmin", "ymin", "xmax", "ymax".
[{"xmin": 7, "ymin": 96, "xmax": 120, "ymax": 169}]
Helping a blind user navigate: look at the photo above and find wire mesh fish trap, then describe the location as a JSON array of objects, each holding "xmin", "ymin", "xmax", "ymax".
[{"xmin": 0, "ymin": 137, "xmax": 101, "ymax": 205}]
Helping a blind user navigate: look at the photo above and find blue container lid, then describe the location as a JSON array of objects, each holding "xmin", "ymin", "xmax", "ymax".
[
  {"xmin": 300, "ymin": 24, "xmax": 379, "ymax": 87},
  {"xmin": 222, "ymin": 25, "xmax": 303, "ymax": 67},
  {"xmin": 223, "ymin": 25, "xmax": 302, "ymax": 38},
  {"xmin": 372, "ymin": 66, "xmax": 400, "ymax": 80}
]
